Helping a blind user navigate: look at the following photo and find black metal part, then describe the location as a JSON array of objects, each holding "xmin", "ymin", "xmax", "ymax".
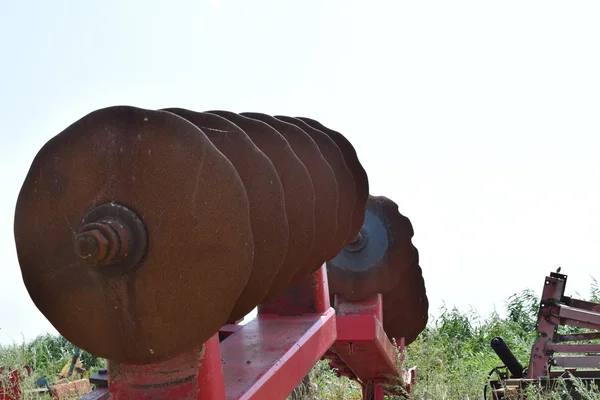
[
  {"xmin": 490, "ymin": 336, "xmax": 524, "ymax": 378},
  {"xmin": 89, "ymin": 368, "xmax": 109, "ymax": 388}
]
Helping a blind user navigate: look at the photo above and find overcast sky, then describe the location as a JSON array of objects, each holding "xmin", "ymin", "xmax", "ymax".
[{"xmin": 1, "ymin": 0, "xmax": 599, "ymax": 345}]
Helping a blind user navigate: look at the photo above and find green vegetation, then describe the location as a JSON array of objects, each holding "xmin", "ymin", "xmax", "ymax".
[
  {"xmin": 4, "ymin": 280, "xmax": 600, "ymax": 399},
  {"xmin": 296, "ymin": 280, "xmax": 600, "ymax": 399},
  {"xmin": 0, "ymin": 334, "xmax": 105, "ymax": 379},
  {"xmin": 1, "ymin": 334, "xmax": 105, "ymax": 399}
]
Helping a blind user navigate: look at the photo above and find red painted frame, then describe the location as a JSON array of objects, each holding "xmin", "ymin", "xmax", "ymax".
[
  {"xmin": 81, "ymin": 266, "xmax": 412, "ymax": 400},
  {"xmin": 328, "ymin": 294, "xmax": 414, "ymax": 399},
  {"xmin": 221, "ymin": 265, "xmax": 336, "ymax": 400},
  {"xmin": 526, "ymin": 271, "xmax": 600, "ymax": 379}
]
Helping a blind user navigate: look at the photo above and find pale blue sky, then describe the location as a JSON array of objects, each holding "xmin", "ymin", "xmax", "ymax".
[{"xmin": 1, "ymin": 1, "xmax": 599, "ymax": 344}]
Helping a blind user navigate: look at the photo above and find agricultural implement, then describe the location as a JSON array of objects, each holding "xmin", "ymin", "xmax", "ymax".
[
  {"xmin": 0, "ymin": 366, "xmax": 31, "ymax": 400},
  {"xmin": 13, "ymin": 107, "xmax": 428, "ymax": 399},
  {"xmin": 488, "ymin": 270, "xmax": 600, "ymax": 399}
]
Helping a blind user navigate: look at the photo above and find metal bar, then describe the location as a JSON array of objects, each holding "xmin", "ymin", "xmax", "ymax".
[
  {"xmin": 334, "ymin": 294, "xmax": 383, "ymax": 321},
  {"xmin": 221, "ymin": 264, "xmax": 336, "ymax": 400},
  {"xmin": 221, "ymin": 309, "xmax": 337, "ymax": 400},
  {"xmin": 558, "ymin": 305, "xmax": 600, "ymax": 327},
  {"xmin": 527, "ymin": 274, "xmax": 566, "ymax": 379},
  {"xmin": 555, "ymin": 332, "xmax": 600, "ymax": 342},
  {"xmin": 562, "ymin": 319, "xmax": 600, "ymax": 331},
  {"xmin": 373, "ymin": 380, "xmax": 386, "ymax": 400},
  {"xmin": 490, "ymin": 337, "xmax": 524, "ymax": 378},
  {"xmin": 548, "ymin": 343, "xmax": 600, "ymax": 353},
  {"xmin": 564, "ymin": 297, "xmax": 600, "ymax": 313},
  {"xmin": 554, "ymin": 356, "xmax": 600, "ymax": 369},
  {"xmin": 333, "ymin": 295, "xmax": 399, "ymax": 383}
]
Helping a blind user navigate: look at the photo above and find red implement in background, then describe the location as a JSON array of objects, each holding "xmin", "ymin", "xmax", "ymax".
[
  {"xmin": 488, "ymin": 271, "xmax": 600, "ymax": 399},
  {"xmin": 0, "ymin": 365, "xmax": 31, "ymax": 400},
  {"xmin": 82, "ymin": 266, "xmax": 413, "ymax": 400}
]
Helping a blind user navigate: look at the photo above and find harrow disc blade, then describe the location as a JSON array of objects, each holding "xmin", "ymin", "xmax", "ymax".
[
  {"xmin": 276, "ymin": 116, "xmax": 356, "ymax": 262},
  {"xmin": 296, "ymin": 117, "xmax": 369, "ymax": 242},
  {"xmin": 241, "ymin": 113, "xmax": 341, "ymax": 276},
  {"xmin": 14, "ymin": 106, "xmax": 254, "ymax": 364},
  {"xmin": 13, "ymin": 106, "xmax": 371, "ymax": 364},
  {"xmin": 382, "ymin": 250, "xmax": 429, "ymax": 346},
  {"xmin": 327, "ymin": 195, "xmax": 415, "ymax": 301},
  {"xmin": 162, "ymin": 109, "xmax": 289, "ymax": 323},
  {"xmin": 207, "ymin": 111, "xmax": 317, "ymax": 304}
]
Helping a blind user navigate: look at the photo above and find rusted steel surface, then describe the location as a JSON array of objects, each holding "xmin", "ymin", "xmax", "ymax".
[
  {"xmin": 382, "ymin": 249, "xmax": 429, "ymax": 346},
  {"xmin": 327, "ymin": 195, "xmax": 416, "ymax": 302},
  {"xmin": 327, "ymin": 195, "xmax": 428, "ymax": 345},
  {"xmin": 206, "ymin": 111, "xmax": 316, "ymax": 305},
  {"xmin": 275, "ymin": 116, "xmax": 356, "ymax": 262},
  {"xmin": 240, "ymin": 113, "xmax": 340, "ymax": 274},
  {"xmin": 13, "ymin": 105, "xmax": 369, "ymax": 365},
  {"xmin": 162, "ymin": 109, "xmax": 289, "ymax": 324},
  {"xmin": 296, "ymin": 117, "xmax": 369, "ymax": 242}
]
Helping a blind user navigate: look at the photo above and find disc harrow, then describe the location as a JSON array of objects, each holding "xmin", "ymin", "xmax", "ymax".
[
  {"xmin": 13, "ymin": 105, "xmax": 430, "ymax": 400},
  {"xmin": 13, "ymin": 106, "xmax": 369, "ymax": 365}
]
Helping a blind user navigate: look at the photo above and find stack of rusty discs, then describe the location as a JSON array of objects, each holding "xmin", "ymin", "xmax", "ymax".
[
  {"xmin": 326, "ymin": 195, "xmax": 429, "ymax": 345},
  {"xmin": 13, "ymin": 106, "xmax": 369, "ymax": 364}
]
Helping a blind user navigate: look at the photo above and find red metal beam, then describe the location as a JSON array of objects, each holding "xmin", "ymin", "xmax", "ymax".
[
  {"xmin": 221, "ymin": 309, "xmax": 336, "ymax": 400},
  {"xmin": 221, "ymin": 264, "xmax": 336, "ymax": 399},
  {"xmin": 332, "ymin": 295, "xmax": 399, "ymax": 383}
]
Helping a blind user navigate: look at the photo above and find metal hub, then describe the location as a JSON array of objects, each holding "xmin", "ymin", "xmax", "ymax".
[{"xmin": 76, "ymin": 203, "xmax": 148, "ymax": 276}]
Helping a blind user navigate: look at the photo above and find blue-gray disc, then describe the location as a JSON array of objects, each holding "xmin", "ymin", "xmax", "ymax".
[{"xmin": 328, "ymin": 209, "xmax": 388, "ymax": 272}]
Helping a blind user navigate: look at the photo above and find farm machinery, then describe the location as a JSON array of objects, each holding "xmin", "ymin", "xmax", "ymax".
[
  {"xmin": 487, "ymin": 270, "xmax": 600, "ymax": 399},
  {"xmin": 11, "ymin": 107, "xmax": 428, "ymax": 399}
]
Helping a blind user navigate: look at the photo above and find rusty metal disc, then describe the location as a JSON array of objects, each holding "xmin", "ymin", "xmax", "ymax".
[
  {"xmin": 326, "ymin": 195, "xmax": 415, "ymax": 302},
  {"xmin": 296, "ymin": 117, "xmax": 369, "ymax": 242},
  {"xmin": 382, "ymin": 250, "xmax": 429, "ymax": 346},
  {"xmin": 206, "ymin": 111, "xmax": 316, "ymax": 303},
  {"xmin": 241, "ymin": 113, "xmax": 340, "ymax": 275},
  {"xmin": 14, "ymin": 106, "xmax": 254, "ymax": 364},
  {"xmin": 162, "ymin": 108, "xmax": 289, "ymax": 323},
  {"xmin": 275, "ymin": 116, "xmax": 356, "ymax": 266}
]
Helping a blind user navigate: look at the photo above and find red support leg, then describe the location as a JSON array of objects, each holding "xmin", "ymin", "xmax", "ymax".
[
  {"xmin": 372, "ymin": 380, "xmax": 386, "ymax": 400},
  {"xmin": 197, "ymin": 334, "xmax": 226, "ymax": 400},
  {"xmin": 108, "ymin": 347, "xmax": 204, "ymax": 400},
  {"xmin": 361, "ymin": 379, "xmax": 386, "ymax": 400}
]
